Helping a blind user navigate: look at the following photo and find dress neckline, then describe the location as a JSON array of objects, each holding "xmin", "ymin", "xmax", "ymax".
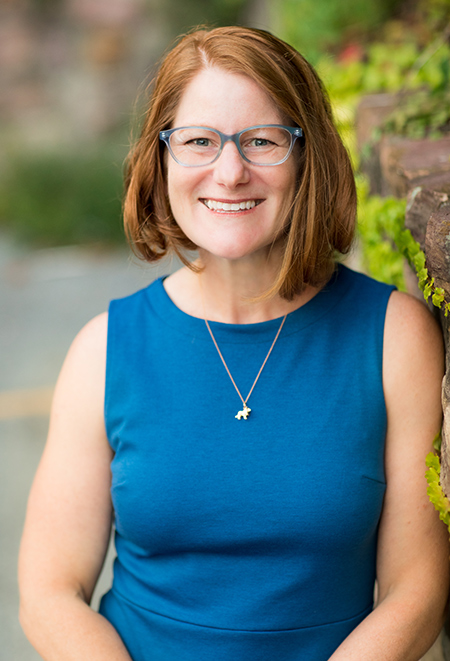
[{"xmin": 145, "ymin": 262, "xmax": 352, "ymax": 344}]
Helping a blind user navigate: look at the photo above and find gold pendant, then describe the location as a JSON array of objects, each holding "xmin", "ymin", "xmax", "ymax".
[{"xmin": 235, "ymin": 405, "xmax": 251, "ymax": 420}]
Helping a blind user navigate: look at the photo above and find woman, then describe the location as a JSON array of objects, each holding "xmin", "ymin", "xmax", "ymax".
[{"xmin": 19, "ymin": 26, "xmax": 449, "ymax": 660}]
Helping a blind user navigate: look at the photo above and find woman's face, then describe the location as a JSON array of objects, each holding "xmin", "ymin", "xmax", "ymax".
[{"xmin": 166, "ymin": 66, "xmax": 298, "ymax": 263}]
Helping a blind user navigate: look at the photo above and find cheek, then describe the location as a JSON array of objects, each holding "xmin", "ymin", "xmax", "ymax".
[
  {"xmin": 167, "ymin": 162, "xmax": 185, "ymax": 199},
  {"xmin": 166, "ymin": 168, "xmax": 184, "ymax": 216},
  {"xmin": 167, "ymin": 167, "xmax": 204, "ymax": 210},
  {"xmin": 275, "ymin": 164, "xmax": 297, "ymax": 199},
  {"xmin": 166, "ymin": 174, "xmax": 196, "ymax": 229}
]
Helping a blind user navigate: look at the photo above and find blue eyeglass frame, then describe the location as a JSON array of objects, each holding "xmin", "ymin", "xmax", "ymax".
[{"xmin": 159, "ymin": 124, "xmax": 303, "ymax": 167}]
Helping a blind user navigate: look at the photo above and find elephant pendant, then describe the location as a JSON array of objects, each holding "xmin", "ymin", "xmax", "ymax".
[{"xmin": 235, "ymin": 405, "xmax": 251, "ymax": 420}]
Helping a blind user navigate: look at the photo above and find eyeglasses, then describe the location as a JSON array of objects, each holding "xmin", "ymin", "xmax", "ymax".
[{"xmin": 159, "ymin": 125, "xmax": 303, "ymax": 167}]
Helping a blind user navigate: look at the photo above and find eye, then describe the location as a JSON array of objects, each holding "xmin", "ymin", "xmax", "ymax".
[
  {"xmin": 242, "ymin": 135, "xmax": 278, "ymax": 151},
  {"xmin": 188, "ymin": 137, "xmax": 212, "ymax": 147},
  {"xmin": 241, "ymin": 128, "xmax": 288, "ymax": 151},
  {"xmin": 174, "ymin": 129, "xmax": 220, "ymax": 151},
  {"xmin": 250, "ymin": 138, "xmax": 272, "ymax": 147}
]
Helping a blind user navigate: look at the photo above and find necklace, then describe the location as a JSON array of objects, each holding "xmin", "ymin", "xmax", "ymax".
[{"xmin": 200, "ymin": 280, "xmax": 287, "ymax": 420}]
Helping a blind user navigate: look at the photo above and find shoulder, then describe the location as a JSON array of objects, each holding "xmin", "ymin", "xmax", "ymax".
[
  {"xmin": 337, "ymin": 265, "xmax": 395, "ymax": 316},
  {"xmin": 339, "ymin": 267, "xmax": 440, "ymax": 339},
  {"xmin": 77, "ymin": 310, "xmax": 108, "ymax": 339},
  {"xmin": 107, "ymin": 279, "xmax": 167, "ymax": 329},
  {"xmin": 386, "ymin": 289, "xmax": 439, "ymax": 324},
  {"xmin": 384, "ymin": 291, "xmax": 443, "ymax": 364},
  {"xmin": 338, "ymin": 264, "xmax": 395, "ymax": 296},
  {"xmin": 383, "ymin": 291, "xmax": 444, "ymax": 411},
  {"xmin": 55, "ymin": 313, "xmax": 109, "ymax": 410},
  {"xmin": 40, "ymin": 313, "xmax": 111, "ymax": 472},
  {"xmin": 68, "ymin": 312, "xmax": 108, "ymax": 364}
]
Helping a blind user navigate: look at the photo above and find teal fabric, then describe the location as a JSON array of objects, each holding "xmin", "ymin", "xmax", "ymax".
[{"xmin": 99, "ymin": 264, "xmax": 395, "ymax": 660}]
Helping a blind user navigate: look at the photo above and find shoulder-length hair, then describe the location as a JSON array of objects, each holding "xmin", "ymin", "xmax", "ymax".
[{"xmin": 124, "ymin": 26, "xmax": 356, "ymax": 300}]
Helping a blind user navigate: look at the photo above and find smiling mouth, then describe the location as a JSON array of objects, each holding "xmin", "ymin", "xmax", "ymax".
[{"xmin": 200, "ymin": 199, "xmax": 263, "ymax": 212}]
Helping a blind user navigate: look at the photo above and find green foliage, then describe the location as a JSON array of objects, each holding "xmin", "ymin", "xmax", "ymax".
[
  {"xmin": 315, "ymin": 36, "xmax": 450, "ymax": 158},
  {"xmin": 385, "ymin": 89, "xmax": 450, "ymax": 140},
  {"xmin": 421, "ymin": 0, "xmax": 450, "ymax": 31},
  {"xmin": 356, "ymin": 179, "xmax": 407, "ymax": 290},
  {"xmin": 275, "ymin": 0, "xmax": 401, "ymax": 63},
  {"xmin": 0, "ymin": 147, "xmax": 126, "ymax": 247},
  {"xmin": 318, "ymin": 41, "xmax": 416, "ymax": 99},
  {"xmin": 160, "ymin": 0, "xmax": 246, "ymax": 35},
  {"xmin": 311, "ymin": 14, "xmax": 450, "ymax": 301},
  {"xmin": 433, "ymin": 430, "xmax": 443, "ymax": 453},
  {"xmin": 426, "ymin": 451, "xmax": 450, "ymax": 532},
  {"xmin": 357, "ymin": 178, "xmax": 450, "ymax": 312}
]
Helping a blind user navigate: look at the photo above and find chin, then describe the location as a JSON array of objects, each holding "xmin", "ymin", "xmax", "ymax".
[{"xmin": 199, "ymin": 241, "xmax": 271, "ymax": 263}]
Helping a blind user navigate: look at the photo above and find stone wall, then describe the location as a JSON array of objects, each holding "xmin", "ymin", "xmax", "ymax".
[{"xmin": 357, "ymin": 92, "xmax": 450, "ymax": 661}]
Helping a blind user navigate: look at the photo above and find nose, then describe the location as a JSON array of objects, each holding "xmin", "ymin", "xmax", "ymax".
[{"xmin": 212, "ymin": 140, "xmax": 250, "ymax": 188}]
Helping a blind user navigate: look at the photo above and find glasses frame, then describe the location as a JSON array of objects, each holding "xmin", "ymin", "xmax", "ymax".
[{"xmin": 159, "ymin": 124, "xmax": 303, "ymax": 167}]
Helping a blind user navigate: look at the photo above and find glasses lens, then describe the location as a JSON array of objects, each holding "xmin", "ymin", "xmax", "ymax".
[
  {"xmin": 239, "ymin": 127, "xmax": 292, "ymax": 165},
  {"xmin": 169, "ymin": 128, "xmax": 220, "ymax": 166}
]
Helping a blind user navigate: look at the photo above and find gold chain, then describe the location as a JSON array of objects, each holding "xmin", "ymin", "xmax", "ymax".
[{"xmin": 200, "ymin": 279, "xmax": 287, "ymax": 420}]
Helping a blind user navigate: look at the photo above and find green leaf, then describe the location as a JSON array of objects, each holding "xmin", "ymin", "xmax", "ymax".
[
  {"xmin": 417, "ymin": 267, "xmax": 429, "ymax": 290},
  {"xmin": 432, "ymin": 288, "xmax": 445, "ymax": 308},
  {"xmin": 412, "ymin": 251, "xmax": 426, "ymax": 271},
  {"xmin": 433, "ymin": 431, "xmax": 442, "ymax": 453},
  {"xmin": 426, "ymin": 452, "xmax": 441, "ymax": 472},
  {"xmin": 424, "ymin": 280, "xmax": 434, "ymax": 300},
  {"xmin": 425, "ymin": 453, "xmax": 450, "ymax": 532}
]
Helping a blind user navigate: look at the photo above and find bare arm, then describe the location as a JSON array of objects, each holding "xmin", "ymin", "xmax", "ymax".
[
  {"xmin": 18, "ymin": 313, "xmax": 132, "ymax": 661},
  {"xmin": 329, "ymin": 291, "xmax": 450, "ymax": 661}
]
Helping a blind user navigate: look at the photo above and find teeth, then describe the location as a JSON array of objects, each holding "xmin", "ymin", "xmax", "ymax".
[{"xmin": 203, "ymin": 200, "xmax": 257, "ymax": 212}]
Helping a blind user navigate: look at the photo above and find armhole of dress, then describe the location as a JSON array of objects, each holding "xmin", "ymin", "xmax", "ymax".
[
  {"xmin": 378, "ymin": 285, "xmax": 397, "ymax": 419},
  {"xmin": 378, "ymin": 285, "xmax": 397, "ymax": 364},
  {"xmin": 104, "ymin": 299, "xmax": 117, "ymax": 452}
]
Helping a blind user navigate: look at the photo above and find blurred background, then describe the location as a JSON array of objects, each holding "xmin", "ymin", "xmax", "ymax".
[{"xmin": 1, "ymin": 0, "xmax": 449, "ymax": 658}]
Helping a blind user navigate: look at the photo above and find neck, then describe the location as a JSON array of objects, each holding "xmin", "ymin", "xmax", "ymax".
[
  {"xmin": 198, "ymin": 252, "xmax": 276, "ymax": 323},
  {"xmin": 163, "ymin": 250, "xmax": 320, "ymax": 325},
  {"xmin": 197, "ymin": 249, "xmax": 320, "ymax": 323}
]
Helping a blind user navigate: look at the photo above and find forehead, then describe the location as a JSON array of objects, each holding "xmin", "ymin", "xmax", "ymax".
[{"xmin": 172, "ymin": 66, "xmax": 285, "ymax": 130}]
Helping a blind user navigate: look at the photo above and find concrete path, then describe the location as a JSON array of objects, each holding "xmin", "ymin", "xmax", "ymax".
[{"xmin": 0, "ymin": 233, "xmax": 175, "ymax": 660}]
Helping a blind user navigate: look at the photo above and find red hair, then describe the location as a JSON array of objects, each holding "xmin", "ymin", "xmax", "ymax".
[{"xmin": 124, "ymin": 26, "xmax": 356, "ymax": 300}]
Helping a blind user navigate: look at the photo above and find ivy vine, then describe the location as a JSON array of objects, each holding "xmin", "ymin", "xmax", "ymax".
[
  {"xmin": 426, "ymin": 434, "xmax": 450, "ymax": 534},
  {"xmin": 357, "ymin": 179, "xmax": 450, "ymax": 315}
]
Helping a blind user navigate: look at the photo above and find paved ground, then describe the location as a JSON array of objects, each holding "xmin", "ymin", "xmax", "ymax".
[
  {"xmin": 0, "ymin": 232, "xmax": 444, "ymax": 660},
  {"xmin": 0, "ymin": 233, "xmax": 175, "ymax": 660}
]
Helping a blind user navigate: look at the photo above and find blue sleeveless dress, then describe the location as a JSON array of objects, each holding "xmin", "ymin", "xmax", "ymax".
[{"xmin": 99, "ymin": 264, "xmax": 395, "ymax": 661}]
